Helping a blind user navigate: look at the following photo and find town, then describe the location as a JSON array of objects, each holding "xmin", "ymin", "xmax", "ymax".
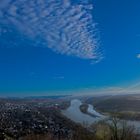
[{"xmin": 0, "ymin": 97, "xmax": 77, "ymax": 139}]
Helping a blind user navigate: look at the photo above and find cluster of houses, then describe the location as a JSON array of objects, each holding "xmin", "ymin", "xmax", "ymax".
[{"xmin": 0, "ymin": 99, "xmax": 74, "ymax": 139}]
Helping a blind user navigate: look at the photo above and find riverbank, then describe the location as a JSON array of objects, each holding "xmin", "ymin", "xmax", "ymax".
[
  {"xmin": 62, "ymin": 99, "xmax": 140, "ymax": 133},
  {"xmin": 61, "ymin": 99, "xmax": 105, "ymax": 125}
]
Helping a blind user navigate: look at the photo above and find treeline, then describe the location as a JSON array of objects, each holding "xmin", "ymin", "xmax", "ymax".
[{"xmin": 21, "ymin": 117, "xmax": 139, "ymax": 140}]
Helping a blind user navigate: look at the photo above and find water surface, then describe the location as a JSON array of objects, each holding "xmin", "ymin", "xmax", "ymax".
[{"xmin": 62, "ymin": 99, "xmax": 103, "ymax": 125}]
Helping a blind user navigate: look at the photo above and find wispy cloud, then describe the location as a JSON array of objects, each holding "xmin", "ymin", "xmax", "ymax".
[
  {"xmin": 137, "ymin": 54, "xmax": 140, "ymax": 59},
  {"xmin": 70, "ymin": 83, "xmax": 140, "ymax": 96},
  {"xmin": 0, "ymin": 0, "xmax": 102, "ymax": 61},
  {"xmin": 53, "ymin": 76, "xmax": 65, "ymax": 80},
  {"xmin": 97, "ymin": 82, "xmax": 140, "ymax": 95}
]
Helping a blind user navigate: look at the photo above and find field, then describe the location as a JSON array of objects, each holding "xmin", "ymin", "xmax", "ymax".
[{"xmin": 84, "ymin": 94, "xmax": 140, "ymax": 120}]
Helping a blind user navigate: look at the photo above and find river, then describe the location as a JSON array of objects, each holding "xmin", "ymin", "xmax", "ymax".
[
  {"xmin": 62, "ymin": 99, "xmax": 140, "ymax": 132},
  {"xmin": 61, "ymin": 99, "xmax": 105, "ymax": 125}
]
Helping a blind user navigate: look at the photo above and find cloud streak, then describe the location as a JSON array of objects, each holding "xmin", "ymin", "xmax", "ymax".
[
  {"xmin": 0, "ymin": 0, "xmax": 102, "ymax": 60},
  {"xmin": 137, "ymin": 54, "xmax": 140, "ymax": 59}
]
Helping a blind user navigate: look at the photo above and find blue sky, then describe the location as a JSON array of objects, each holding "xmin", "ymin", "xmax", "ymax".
[{"xmin": 0, "ymin": 0, "xmax": 140, "ymax": 96}]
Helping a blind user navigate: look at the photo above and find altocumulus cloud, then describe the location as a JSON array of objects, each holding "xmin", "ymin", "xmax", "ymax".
[{"xmin": 0, "ymin": 0, "xmax": 102, "ymax": 60}]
